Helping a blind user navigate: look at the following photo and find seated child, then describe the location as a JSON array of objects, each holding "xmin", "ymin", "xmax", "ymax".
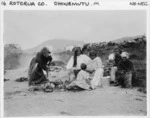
[{"xmin": 66, "ymin": 63, "xmax": 91, "ymax": 90}]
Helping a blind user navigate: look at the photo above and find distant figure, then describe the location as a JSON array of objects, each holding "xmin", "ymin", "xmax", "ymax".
[
  {"xmin": 28, "ymin": 47, "xmax": 52, "ymax": 86},
  {"xmin": 117, "ymin": 52, "xmax": 134, "ymax": 88},
  {"xmin": 66, "ymin": 63, "xmax": 91, "ymax": 90},
  {"xmin": 66, "ymin": 47, "xmax": 91, "ymax": 81},
  {"xmin": 87, "ymin": 50, "xmax": 104, "ymax": 89},
  {"xmin": 107, "ymin": 46, "xmax": 122, "ymax": 86}
]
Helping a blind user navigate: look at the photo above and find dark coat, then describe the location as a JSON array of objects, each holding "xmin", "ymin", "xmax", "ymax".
[
  {"xmin": 118, "ymin": 59, "xmax": 134, "ymax": 72},
  {"xmin": 114, "ymin": 54, "xmax": 122, "ymax": 67},
  {"xmin": 28, "ymin": 52, "xmax": 52, "ymax": 86}
]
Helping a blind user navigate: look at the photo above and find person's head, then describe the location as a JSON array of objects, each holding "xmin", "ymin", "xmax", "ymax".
[
  {"xmin": 82, "ymin": 45, "xmax": 89, "ymax": 55},
  {"xmin": 89, "ymin": 50, "xmax": 97, "ymax": 60},
  {"xmin": 113, "ymin": 46, "xmax": 122, "ymax": 55},
  {"xmin": 81, "ymin": 63, "xmax": 87, "ymax": 70},
  {"xmin": 74, "ymin": 47, "xmax": 82, "ymax": 56},
  {"xmin": 41, "ymin": 47, "xmax": 51, "ymax": 57},
  {"xmin": 121, "ymin": 52, "xmax": 129, "ymax": 62}
]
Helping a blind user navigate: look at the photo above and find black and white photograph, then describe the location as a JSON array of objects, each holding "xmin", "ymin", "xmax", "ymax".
[{"xmin": 3, "ymin": 9, "xmax": 148, "ymax": 116}]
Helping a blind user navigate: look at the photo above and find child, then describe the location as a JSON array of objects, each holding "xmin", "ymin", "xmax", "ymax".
[
  {"xmin": 77, "ymin": 63, "xmax": 89, "ymax": 82},
  {"xmin": 66, "ymin": 63, "xmax": 91, "ymax": 90}
]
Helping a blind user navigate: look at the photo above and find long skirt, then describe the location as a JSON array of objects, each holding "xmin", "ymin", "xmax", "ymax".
[
  {"xmin": 67, "ymin": 80, "xmax": 90, "ymax": 90},
  {"xmin": 90, "ymin": 68, "xmax": 104, "ymax": 89}
]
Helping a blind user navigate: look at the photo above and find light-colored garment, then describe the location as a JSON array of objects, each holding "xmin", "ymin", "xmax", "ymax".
[
  {"xmin": 66, "ymin": 54, "xmax": 91, "ymax": 70},
  {"xmin": 87, "ymin": 57, "xmax": 102, "ymax": 70},
  {"xmin": 108, "ymin": 52, "xmax": 129, "ymax": 61},
  {"xmin": 108, "ymin": 53, "xmax": 115, "ymax": 61},
  {"xmin": 121, "ymin": 52, "xmax": 129, "ymax": 59},
  {"xmin": 87, "ymin": 57, "xmax": 104, "ymax": 89},
  {"xmin": 76, "ymin": 70, "xmax": 89, "ymax": 81},
  {"xmin": 74, "ymin": 70, "xmax": 90, "ymax": 90},
  {"xmin": 110, "ymin": 66, "xmax": 117, "ymax": 81},
  {"xmin": 90, "ymin": 68, "xmax": 104, "ymax": 89},
  {"xmin": 67, "ymin": 70, "xmax": 90, "ymax": 90}
]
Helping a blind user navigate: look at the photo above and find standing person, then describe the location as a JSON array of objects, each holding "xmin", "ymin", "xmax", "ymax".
[
  {"xmin": 117, "ymin": 52, "xmax": 134, "ymax": 88},
  {"xmin": 107, "ymin": 46, "xmax": 122, "ymax": 85},
  {"xmin": 28, "ymin": 47, "xmax": 52, "ymax": 86},
  {"xmin": 87, "ymin": 50, "xmax": 104, "ymax": 89},
  {"xmin": 66, "ymin": 47, "xmax": 91, "ymax": 81}
]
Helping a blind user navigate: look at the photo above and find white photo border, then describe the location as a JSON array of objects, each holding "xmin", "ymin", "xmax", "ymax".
[{"xmin": 0, "ymin": 0, "xmax": 150, "ymax": 118}]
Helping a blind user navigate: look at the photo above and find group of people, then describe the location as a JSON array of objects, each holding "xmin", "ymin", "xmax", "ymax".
[
  {"xmin": 66, "ymin": 47, "xmax": 104, "ymax": 90},
  {"xmin": 107, "ymin": 47, "xmax": 134, "ymax": 88},
  {"xmin": 28, "ymin": 46, "xmax": 135, "ymax": 92}
]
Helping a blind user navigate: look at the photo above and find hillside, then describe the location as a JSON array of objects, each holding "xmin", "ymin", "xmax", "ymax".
[
  {"xmin": 112, "ymin": 35, "xmax": 146, "ymax": 44},
  {"xmin": 24, "ymin": 39, "xmax": 84, "ymax": 54}
]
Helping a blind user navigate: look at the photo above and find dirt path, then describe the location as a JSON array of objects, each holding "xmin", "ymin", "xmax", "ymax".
[{"xmin": 4, "ymin": 68, "xmax": 147, "ymax": 116}]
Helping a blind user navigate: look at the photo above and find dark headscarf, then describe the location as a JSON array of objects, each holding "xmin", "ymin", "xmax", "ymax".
[{"xmin": 73, "ymin": 47, "xmax": 82, "ymax": 67}]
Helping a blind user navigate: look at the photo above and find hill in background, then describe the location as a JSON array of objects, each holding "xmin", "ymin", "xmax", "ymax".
[{"xmin": 24, "ymin": 39, "xmax": 84, "ymax": 54}]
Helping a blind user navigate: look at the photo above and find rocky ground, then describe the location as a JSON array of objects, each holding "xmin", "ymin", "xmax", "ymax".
[{"xmin": 4, "ymin": 68, "xmax": 147, "ymax": 116}]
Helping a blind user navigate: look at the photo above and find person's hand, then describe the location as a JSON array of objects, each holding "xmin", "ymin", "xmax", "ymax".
[{"xmin": 86, "ymin": 79, "xmax": 91, "ymax": 84}]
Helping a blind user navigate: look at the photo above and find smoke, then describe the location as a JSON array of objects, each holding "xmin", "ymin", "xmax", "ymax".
[
  {"xmin": 4, "ymin": 44, "xmax": 72, "ymax": 70},
  {"xmin": 4, "ymin": 44, "xmax": 23, "ymax": 70},
  {"xmin": 18, "ymin": 53, "xmax": 35, "ymax": 69}
]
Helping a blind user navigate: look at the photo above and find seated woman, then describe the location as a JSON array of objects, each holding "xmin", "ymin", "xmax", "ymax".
[
  {"xmin": 117, "ymin": 52, "xmax": 134, "ymax": 88},
  {"xmin": 66, "ymin": 63, "xmax": 91, "ymax": 90},
  {"xmin": 66, "ymin": 47, "xmax": 91, "ymax": 82},
  {"xmin": 87, "ymin": 50, "xmax": 104, "ymax": 89},
  {"xmin": 28, "ymin": 47, "xmax": 52, "ymax": 86}
]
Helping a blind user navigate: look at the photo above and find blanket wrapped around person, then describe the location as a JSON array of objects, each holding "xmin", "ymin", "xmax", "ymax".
[{"xmin": 28, "ymin": 47, "xmax": 53, "ymax": 91}]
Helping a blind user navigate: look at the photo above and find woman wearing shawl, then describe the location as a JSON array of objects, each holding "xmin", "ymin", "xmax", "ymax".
[
  {"xmin": 117, "ymin": 52, "xmax": 134, "ymax": 88},
  {"xmin": 28, "ymin": 47, "xmax": 52, "ymax": 86},
  {"xmin": 87, "ymin": 50, "xmax": 104, "ymax": 89},
  {"xmin": 66, "ymin": 47, "xmax": 91, "ymax": 81}
]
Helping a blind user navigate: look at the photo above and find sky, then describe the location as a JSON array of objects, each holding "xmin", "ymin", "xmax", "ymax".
[{"xmin": 4, "ymin": 10, "xmax": 146, "ymax": 49}]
